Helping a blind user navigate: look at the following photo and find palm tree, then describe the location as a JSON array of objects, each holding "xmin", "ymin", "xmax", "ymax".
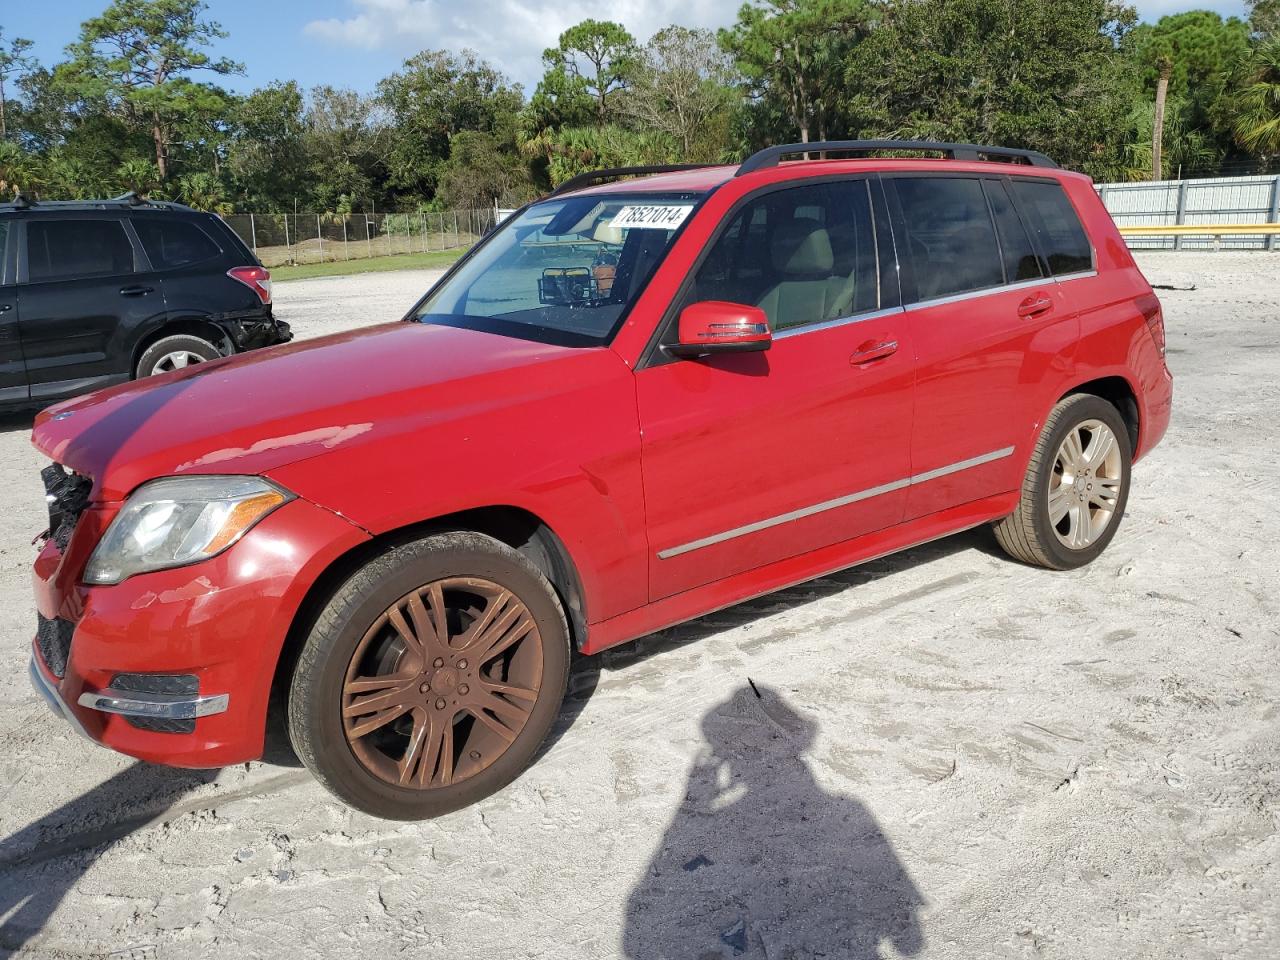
[
  {"xmin": 1234, "ymin": 39, "xmax": 1280, "ymax": 158},
  {"xmin": 0, "ymin": 139, "xmax": 41, "ymax": 195}
]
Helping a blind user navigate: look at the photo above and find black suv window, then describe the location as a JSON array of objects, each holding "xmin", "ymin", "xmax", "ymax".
[
  {"xmin": 893, "ymin": 177, "xmax": 1003, "ymax": 301},
  {"xmin": 984, "ymin": 179, "xmax": 1045, "ymax": 282},
  {"xmin": 680, "ymin": 180, "xmax": 880, "ymax": 333},
  {"xmin": 1010, "ymin": 180, "xmax": 1093, "ymax": 275},
  {"xmin": 27, "ymin": 219, "xmax": 136, "ymax": 283},
  {"xmin": 133, "ymin": 218, "xmax": 221, "ymax": 269}
]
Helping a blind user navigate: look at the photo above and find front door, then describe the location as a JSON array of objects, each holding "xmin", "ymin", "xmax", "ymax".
[
  {"xmin": 636, "ymin": 178, "xmax": 916, "ymax": 601},
  {"xmin": 17, "ymin": 216, "xmax": 165, "ymax": 400}
]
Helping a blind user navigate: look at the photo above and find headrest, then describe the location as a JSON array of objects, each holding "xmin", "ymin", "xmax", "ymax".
[
  {"xmin": 591, "ymin": 220, "xmax": 624, "ymax": 245},
  {"xmin": 771, "ymin": 218, "xmax": 834, "ymax": 276}
]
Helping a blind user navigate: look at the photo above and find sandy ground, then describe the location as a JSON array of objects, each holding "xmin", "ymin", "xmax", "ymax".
[{"xmin": 1, "ymin": 254, "xmax": 1277, "ymax": 959}]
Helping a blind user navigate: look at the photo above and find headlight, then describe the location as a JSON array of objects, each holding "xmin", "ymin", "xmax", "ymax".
[{"xmin": 84, "ymin": 476, "xmax": 294, "ymax": 585}]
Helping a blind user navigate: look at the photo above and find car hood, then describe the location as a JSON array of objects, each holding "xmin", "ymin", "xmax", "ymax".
[{"xmin": 32, "ymin": 321, "xmax": 590, "ymax": 502}]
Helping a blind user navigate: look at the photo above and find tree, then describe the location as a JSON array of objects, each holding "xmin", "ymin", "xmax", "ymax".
[
  {"xmin": 1234, "ymin": 39, "xmax": 1280, "ymax": 158},
  {"xmin": 304, "ymin": 85, "xmax": 390, "ymax": 212},
  {"xmin": 623, "ymin": 27, "xmax": 737, "ymax": 160},
  {"xmin": 1250, "ymin": 0, "xmax": 1280, "ymax": 39},
  {"xmin": 537, "ymin": 21, "xmax": 639, "ymax": 126},
  {"xmin": 721, "ymin": 0, "xmax": 875, "ymax": 144},
  {"xmin": 379, "ymin": 50, "xmax": 524, "ymax": 201},
  {"xmin": 1130, "ymin": 11, "xmax": 1252, "ymax": 177},
  {"xmin": 842, "ymin": 0, "xmax": 1138, "ymax": 179},
  {"xmin": 437, "ymin": 130, "xmax": 534, "ymax": 209},
  {"xmin": 226, "ymin": 81, "xmax": 310, "ymax": 209},
  {"xmin": 0, "ymin": 30, "xmax": 35, "ymax": 140},
  {"xmin": 56, "ymin": 0, "xmax": 241, "ymax": 179},
  {"xmin": 0, "ymin": 139, "xmax": 42, "ymax": 194}
]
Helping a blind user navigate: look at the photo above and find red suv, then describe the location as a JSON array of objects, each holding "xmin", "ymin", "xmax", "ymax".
[{"xmin": 28, "ymin": 141, "xmax": 1172, "ymax": 819}]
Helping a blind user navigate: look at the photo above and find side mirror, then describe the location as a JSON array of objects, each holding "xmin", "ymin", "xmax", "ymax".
[{"xmin": 668, "ymin": 301, "xmax": 772, "ymax": 359}]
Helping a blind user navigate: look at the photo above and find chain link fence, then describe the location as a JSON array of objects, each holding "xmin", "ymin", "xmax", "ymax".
[{"xmin": 223, "ymin": 209, "xmax": 499, "ymax": 268}]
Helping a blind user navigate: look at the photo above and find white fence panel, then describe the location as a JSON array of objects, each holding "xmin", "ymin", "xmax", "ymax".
[{"xmin": 1098, "ymin": 175, "xmax": 1280, "ymax": 252}]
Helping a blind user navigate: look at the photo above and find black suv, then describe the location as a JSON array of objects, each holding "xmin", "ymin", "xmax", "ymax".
[{"xmin": 0, "ymin": 194, "xmax": 291, "ymax": 409}]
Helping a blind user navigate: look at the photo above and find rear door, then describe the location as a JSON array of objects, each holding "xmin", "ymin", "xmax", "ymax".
[
  {"xmin": 0, "ymin": 218, "xmax": 28, "ymax": 405},
  {"xmin": 636, "ymin": 177, "xmax": 915, "ymax": 601},
  {"xmin": 16, "ymin": 215, "xmax": 166, "ymax": 400},
  {"xmin": 885, "ymin": 173, "xmax": 1079, "ymax": 520}
]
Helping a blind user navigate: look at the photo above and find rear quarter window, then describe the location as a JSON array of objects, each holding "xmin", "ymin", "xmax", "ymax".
[
  {"xmin": 133, "ymin": 218, "xmax": 222, "ymax": 270},
  {"xmin": 1010, "ymin": 180, "xmax": 1093, "ymax": 276}
]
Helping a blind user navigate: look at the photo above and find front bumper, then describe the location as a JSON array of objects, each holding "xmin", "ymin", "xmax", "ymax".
[{"xmin": 31, "ymin": 495, "xmax": 369, "ymax": 768}]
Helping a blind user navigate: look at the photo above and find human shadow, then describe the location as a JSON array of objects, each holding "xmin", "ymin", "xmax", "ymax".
[
  {"xmin": 622, "ymin": 685, "xmax": 924, "ymax": 960},
  {"xmin": 0, "ymin": 761, "xmax": 217, "ymax": 956}
]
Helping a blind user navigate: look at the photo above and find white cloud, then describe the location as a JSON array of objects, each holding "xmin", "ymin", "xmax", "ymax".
[{"xmin": 303, "ymin": 0, "xmax": 738, "ymax": 88}]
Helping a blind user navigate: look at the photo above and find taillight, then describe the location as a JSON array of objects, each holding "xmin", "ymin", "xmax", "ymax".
[
  {"xmin": 1136, "ymin": 292, "xmax": 1166, "ymax": 357},
  {"xmin": 228, "ymin": 265, "xmax": 272, "ymax": 305}
]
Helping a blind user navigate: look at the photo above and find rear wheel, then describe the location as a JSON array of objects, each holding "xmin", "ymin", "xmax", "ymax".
[
  {"xmin": 288, "ymin": 531, "xmax": 570, "ymax": 819},
  {"xmin": 993, "ymin": 394, "xmax": 1132, "ymax": 570},
  {"xmin": 136, "ymin": 334, "xmax": 221, "ymax": 378}
]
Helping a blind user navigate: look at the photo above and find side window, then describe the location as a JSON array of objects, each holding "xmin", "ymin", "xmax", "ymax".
[
  {"xmin": 983, "ymin": 179, "xmax": 1045, "ymax": 282},
  {"xmin": 893, "ymin": 176, "xmax": 1003, "ymax": 301},
  {"xmin": 27, "ymin": 219, "xmax": 136, "ymax": 283},
  {"xmin": 133, "ymin": 218, "xmax": 221, "ymax": 270},
  {"xmin": 0, "ymin": 220, "xmax": 9, "ymax": 285},
  {"xmin": 1010, "ymin": 180, "xmax": 1093, "ymax": 276},
  {"xmin": 679, "ymin": 180, "xmax": 880, "ymax": 333}
]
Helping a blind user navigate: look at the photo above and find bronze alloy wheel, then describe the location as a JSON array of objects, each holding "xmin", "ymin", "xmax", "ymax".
[{"xmin": 341, "ymin": 577, "xmax": 544, "ymax": 790}]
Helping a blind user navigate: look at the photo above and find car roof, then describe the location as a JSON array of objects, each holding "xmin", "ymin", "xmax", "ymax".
[
  {"xmin": 560, "ymin": 156, "xmax": 1085, "ymax": 200},
  {"xmin": 0, "ymin": 196, "xmax": 197, "ymax": 215}
]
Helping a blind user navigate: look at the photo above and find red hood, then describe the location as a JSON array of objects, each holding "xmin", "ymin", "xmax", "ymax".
[{"xmin": 32, "ymin": 322, "xmax": 588, "ymax": 502}]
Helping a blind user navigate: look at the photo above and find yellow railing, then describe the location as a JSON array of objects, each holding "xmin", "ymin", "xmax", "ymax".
[{"xmin": 1118, "ymin": 223, "xmax": 1280, "ymax": 237}]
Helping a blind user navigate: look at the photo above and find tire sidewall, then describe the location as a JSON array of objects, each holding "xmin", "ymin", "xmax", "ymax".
[
  {"xmin": 1031, "ymin": 396, "xmax": 1133, "ymax": 570},
  {"xmin": 290, "ymin": 533, "xmax": 570, "ymax": 820},
  {"xmin": 137, "ymin": 334, "xmax": 221, "ymax": 378}
]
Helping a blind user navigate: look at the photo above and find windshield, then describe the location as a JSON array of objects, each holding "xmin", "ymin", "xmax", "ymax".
[{"xmin": 413, "ymin": 192, "xmax": 703, "ymax": 346}]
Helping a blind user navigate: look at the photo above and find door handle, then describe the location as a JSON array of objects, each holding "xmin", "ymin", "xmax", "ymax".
[
  {"xmin": 850, "ymin": 339, "xmax": 899, "ymax": 365},
  {"xmin": 1018, "ymin": 294, "xmax": 1054, "ymax": 318},
  {"xmin": 119, "ymin": 285, "xmax": 154, "ymax": 297}
]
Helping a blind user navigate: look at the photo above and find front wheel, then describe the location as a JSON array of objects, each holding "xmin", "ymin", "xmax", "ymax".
[
  {"xmin": 993, "ymin": 394, "xmax": 1132, "ymax": 570},
  {"xmin": 288, "ymin": 532, "xmax": 570, "ymax": 819}
]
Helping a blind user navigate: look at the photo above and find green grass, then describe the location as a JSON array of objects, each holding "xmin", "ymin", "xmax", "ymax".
[{"xmin": 271, "ymin": 249, "xmax": 465, "ymax": 282}]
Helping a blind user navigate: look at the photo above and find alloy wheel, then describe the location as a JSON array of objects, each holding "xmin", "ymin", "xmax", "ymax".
[
  {"xmin": 341, "ymin": 577, "xmax": 544, "ymax": 790},
  {"xmin": 151, "ymin": 350, "xmax": 207, "ymax": 374},
  {"xmin": 1048, "ymin": 419, "xmax": 1124, "ymax": 550}
]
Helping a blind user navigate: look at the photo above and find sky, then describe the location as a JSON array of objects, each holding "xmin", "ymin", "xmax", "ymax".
[{"xmin": 2, "ymin": 0, "xmax": 1255, "ymax": 96}]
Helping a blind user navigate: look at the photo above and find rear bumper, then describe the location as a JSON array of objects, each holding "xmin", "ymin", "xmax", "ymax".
[{"xmin": 30, "ymin": 496, "xmax": 369, "ymax": 768}]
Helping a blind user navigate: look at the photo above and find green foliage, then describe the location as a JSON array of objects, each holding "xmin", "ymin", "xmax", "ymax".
[
  {"xmin": 623, "ymin": 27, "xmax": 738, "ymax": 160},
  {"xmin": 4, "ymin": 2, "xmax": 1280, "ymax": 209},
  {"xmin": 842, "ymin": 0, "xmax": 1139, "ymax": 179},
  {"xmin": 721, "ymin": 0, "xmax": 875, "ymax": 144},
  {"xmin": 55, "ymin": 0, "xmax": 241, "ymax": 179},
  {"xmin": 379, "ymin": 49, "xmax": 524, "ymax": 200},
  {"xmin": 1234, "ymin": 39, "xmax": 1280, "ymax": 156}
]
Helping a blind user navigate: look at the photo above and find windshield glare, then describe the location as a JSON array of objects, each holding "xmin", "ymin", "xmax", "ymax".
[{"xmin": 414, "ymin": 192, "xmax": 702, "ymax": 346}]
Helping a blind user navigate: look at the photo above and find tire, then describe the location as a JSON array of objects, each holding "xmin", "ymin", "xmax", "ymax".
[
  {"xmin": 288, "ymin": 531, "xmax": 570, "ymax": 820},
  {"xmin": 136, "ymin": 334, "xmax": 221, "ymax": 378},
  {"xmin": 993, "ymin": 394, "xmax": 1132, "ymax": 571}
]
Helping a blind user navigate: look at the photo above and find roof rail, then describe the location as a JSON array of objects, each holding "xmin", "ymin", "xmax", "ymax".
[
  {"xmin": 550, "ymin": 163, "xmax": 722, "ymax": 197},
  {"xmin": 112, "ymin": 190, "xmax": 149, "ymax": 206},
  {"xmin": 10, "ymin": 191, "xmax": 36, "ymax": 209},
  {"xmin": 736, "ymin": 139, "xmax": 1058, "ymax": 176}
]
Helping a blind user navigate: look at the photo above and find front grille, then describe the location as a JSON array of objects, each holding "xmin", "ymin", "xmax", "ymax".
[
  {"xmin": 110, "ymin": 673, "xmax": 199, "ymax": 734},
  {"xmin": 41, "ymin": 463, "xmax": 92, "ymax": 549},
  {"xmin": 36, "ymin": 613, "xmax": 75, "ymax": 678}
]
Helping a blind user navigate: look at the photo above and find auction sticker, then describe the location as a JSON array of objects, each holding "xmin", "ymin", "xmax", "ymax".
[{"xmin": 608, "ymin": 205, "xmax": 695, "ymax": 230}]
